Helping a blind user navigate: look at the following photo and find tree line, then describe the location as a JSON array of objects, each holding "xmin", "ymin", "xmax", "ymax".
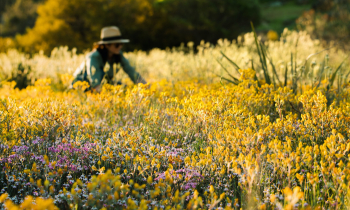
[
  {"xmin": 2, "ymin": 0, "xmax": 346, "ymax": 54},
  {"xmin": 2, "ymin": 0, "xmax": 261, "ymax": 54}
]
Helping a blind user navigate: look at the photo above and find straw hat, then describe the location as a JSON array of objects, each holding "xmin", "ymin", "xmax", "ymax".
[{"xmin": 96, "ymin": 26, "xmax": 130, "ymax": 45}]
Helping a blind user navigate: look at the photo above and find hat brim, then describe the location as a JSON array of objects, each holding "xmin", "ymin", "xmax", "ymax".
[{"xmin": 97, "ymin": 39, "xmax": 130, "ymax": 45}]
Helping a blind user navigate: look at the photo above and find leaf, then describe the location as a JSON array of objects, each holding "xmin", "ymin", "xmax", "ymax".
[
  {"xmin": 219, "ymin": 76, "xmax": 239, "ymax": 85},
  {"xmin": 220, "ymin": 51, "xmax": 241, "ymax": 75},
  {"xmin": 284, "ymin": 62, "xmax": 288, "ymax": 87},
  {"xmin": 212, "ymin": 72, "xmax": 239, "ymax": 85},
  {"xmin": 327, "ymin": 55, "xmax": 349, "ymax": 90},
  {"xmin": 251, "ymin": 59, "xmax": 261, "ymax": 87},
  {"xmin": 251, "ymin": 22, "xmax": 271, "ymax": 84},
  {"xmin": 215, "ymin": 57, "xmax": 240, "ymax": 82},
  {"xmin": 315, "ymin": 59, "xmax": 326, "ymax": 88},
  {"xmin": 265, "ymin": 52, "xmax": 281, "ymax": 85}
]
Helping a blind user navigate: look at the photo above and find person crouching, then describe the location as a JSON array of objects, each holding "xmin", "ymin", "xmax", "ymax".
[{"xmin": 72, "ymin": 26, "xmax": 146, "ymax": 92}]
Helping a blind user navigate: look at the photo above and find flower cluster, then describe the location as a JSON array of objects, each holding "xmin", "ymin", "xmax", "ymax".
[{"xmin": 1, "ymin": 72, "xmax": 350, "ymax": 209}]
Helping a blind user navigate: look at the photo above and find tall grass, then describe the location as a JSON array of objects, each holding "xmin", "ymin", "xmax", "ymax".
[
  {"xmin": 0, "ymin": 28, "xmax": 348, "ymax": 93},
  {"xmin": 219, "ymin": 24, "xmax": 349, "ymax": 105}
]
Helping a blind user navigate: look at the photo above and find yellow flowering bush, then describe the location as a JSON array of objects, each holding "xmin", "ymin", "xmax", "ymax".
[
  {"xmin": 0, "ymin": 73, "xmax": 350, "ymax": 209},
  {"xmin": 0, "ymin": 193, "xmax": 58, "ymax": 210},
  {"xmin": 1, "ymin": 28, "xmax": 350, "ymax": 210}
]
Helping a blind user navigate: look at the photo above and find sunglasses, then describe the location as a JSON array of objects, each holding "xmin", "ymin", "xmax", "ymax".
[{"xmin": 113, "ymin": 43, "xmax": 123, "ymax": 48}]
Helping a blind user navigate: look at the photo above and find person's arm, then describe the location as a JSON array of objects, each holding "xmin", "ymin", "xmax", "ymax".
[
  {"xmin": 86, "ymin": 52, "xmax": 105, "ymax": 90},
  {"xmin": 120, "ymin": 51, "xmax": 147, "ymax": 84}
]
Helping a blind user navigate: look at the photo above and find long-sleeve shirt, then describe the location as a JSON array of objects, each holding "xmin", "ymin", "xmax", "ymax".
[{"xmin": 73, "ymin": 50, "xmax": 145, "ymax": 88}]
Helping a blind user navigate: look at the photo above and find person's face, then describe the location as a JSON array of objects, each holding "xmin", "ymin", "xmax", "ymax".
[{"xmin": 106, "ymin": 43, "xmax": 123, "ymax": 55}]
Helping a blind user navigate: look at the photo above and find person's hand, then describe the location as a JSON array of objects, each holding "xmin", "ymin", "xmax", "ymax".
[
  {"xmin": 137, "ymin": 77, "xmax": 147, "ymax": 85},
  {"xmin": 92, "ymin": 84, "xmax": 101, "ymax": 93},
  {"xmin": 136, "ymin": 77, "xmax": 151, "ymax": 89}
]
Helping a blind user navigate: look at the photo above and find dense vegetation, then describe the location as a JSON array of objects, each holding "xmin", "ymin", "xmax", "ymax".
[
  {"xmin": 1, "ymin": 0, "xmax": 350, "ymax": 209},
  {"xmin": 1, "ymin": 0, "xmax": 261, "ymax": 54},
  {"xmin": 4, "ymin": 0, "xmax": 349, "ymax": 54},
  {"xmin": 1, "ymin": 28, "xmax": 350, "ymax": 209}
]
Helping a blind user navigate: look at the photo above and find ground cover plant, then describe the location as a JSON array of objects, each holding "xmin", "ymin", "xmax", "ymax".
[
  {"xmin": 1, "ymin": 76, "xmax": 350, "ymax": 209},
  {"xmin": 1, "ymin": 29, "xmax": 350, "ymax": 209}
]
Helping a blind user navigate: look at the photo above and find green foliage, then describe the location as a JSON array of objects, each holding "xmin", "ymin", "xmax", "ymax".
[
  {"xmin": 0, "ymin": 0, "xmax": 16, "ymax": 14},
  {"xmin": 296, "ymin": 0, "xmax": 350, "ymax": 50},
  {"xmin": 0, "ymin": 62, "xmax": 33, "ymax": 90},
  {"xmin": 219, "ymin": 23, "xmax": 350, "ymax": 106},
  {"xmin": 0, "ymin": 0, "xmax": 44, "ymax": 37},
  {"xmin": 8, "ymin": 63, "xmax": 33, "ymax": 89},
  {"xmin": 0, "ymin": 37, "xmax": 15, "ymax": 52},
  {"xmin": 150, "ymin": 0, "xmax": 261, "ymax": 49},
  {"xmin": 15, "ymin": 0, "xmax": 261, "ymax": 54},
  {"xmin": 258, "ymin": 2, "xmax": 312, "ymax": 33},
  {"xmin": 259, "ymin": 0, "xmax": 313, "ymax": 4}
]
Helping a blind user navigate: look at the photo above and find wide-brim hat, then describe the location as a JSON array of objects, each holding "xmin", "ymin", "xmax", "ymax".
[{"xmin": 96, "ymin": 26, "xmax": 130, "ymax": 45}]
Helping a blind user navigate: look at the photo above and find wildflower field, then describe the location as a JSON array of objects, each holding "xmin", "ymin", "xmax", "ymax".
[{"xmin": 1, "ymin": 29, "xmax": 350, "ymax": 209}]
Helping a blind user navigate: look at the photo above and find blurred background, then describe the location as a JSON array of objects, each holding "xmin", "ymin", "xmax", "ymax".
[{"xmin": 1, "ymin": 0, "xmax": 349, "ymax": 54}]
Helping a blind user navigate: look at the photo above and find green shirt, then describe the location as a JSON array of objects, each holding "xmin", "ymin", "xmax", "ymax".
[{"xmin": 73, "ymin": 50, "xmax": 145, "ymax": 88}]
